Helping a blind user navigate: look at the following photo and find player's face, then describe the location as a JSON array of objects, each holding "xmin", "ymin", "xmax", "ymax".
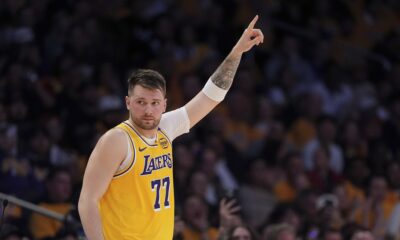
[{"xmin": 126, "ymin": 85, "xmax": 166, "ymax": 131}]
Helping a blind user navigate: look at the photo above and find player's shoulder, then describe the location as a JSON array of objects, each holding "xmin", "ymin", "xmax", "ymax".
[
  {"xmin": 97, "ymin": 128, "xmax": 127, "ymax": 147},
  {"xmin": 90, "ymin": 128, "xmax": 128, "ymax": 166},
  {"xmin": 105, "ymin": 127, "xmax": 126, "ymax": 138}
]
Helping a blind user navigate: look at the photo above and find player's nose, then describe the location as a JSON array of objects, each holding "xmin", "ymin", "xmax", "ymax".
[{"xmin": 144, "ymin": 105, "xmax": 153, "ymax": 115}]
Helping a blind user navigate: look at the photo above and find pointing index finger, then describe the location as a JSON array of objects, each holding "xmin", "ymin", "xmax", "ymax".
[{"xmin": 247, "ymin": 15, "xmax": 259, "ymax": 30}]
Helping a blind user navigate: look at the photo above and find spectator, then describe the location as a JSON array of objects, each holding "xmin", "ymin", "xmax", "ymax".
[
  {"xmin": 351, "ymin": 229, "xmax": 374, "ymax": 240},
  {"xmin": 354, "ymin": 176, "xmax": 395, "ymax": 240},
  {"xmin": 274, "ymin": 152, "xmax": 309, "ymax": 203},
  {"xmin": 322, "ymin": 229, "xmax": 343, "ymax": 240},
  {"xmin": 227, "ymin": 225, "xmax": 258, "ymax": 240},
  {"xmin": 238, "ymin": 159, "xmax": 277, "ymax": 229},
  {"xmin": 0, "ymin": 0, "xmax": 399, "ymax": 238},
  {"xmin": 29, "ymin": 167, "xmax": 74, "ymax": 239},
  {"xmin": 266, "ymin": 203, "xmax": 301, "ymax": 234},
  {"xmin": 303, "ymin": 115, "xmax": 344, "ymax": 174},
  {"xmin": 181, "ymin": 195, "xmax": 219, "ymax": 240},
  {"xmin": 218, "ymin": 198, "xmax": 244, "ymax": 240},
  {"xmin": 261, "ymin": 223, "xmax": 296, "ymax": 240},
  {"xmin": 307, "ymin": 147, "xmax": 343, "ymax": 194},
  {"xmin": 0, "ymin": 223, "xmax": 31, "ymax": 240},
  {"xmin": 316, "ymin": 194, "xmax": 343, "ymax": 231}
]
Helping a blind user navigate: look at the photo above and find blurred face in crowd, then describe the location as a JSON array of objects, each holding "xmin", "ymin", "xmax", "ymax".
[
  {"xmin": 278, "ymin": 231, "xmax": 296, "ymax": 240},
  {"xmin": 189, "ymin": 171, "xmax": 209, "ymax": 198},
  {"xmin": 281, "ymin": 209, "xmax": 301, "ymax": 232},
  {"xmin": 182, "ymin": 196, "xmax": 209, "ymax": 230},
  {"xmin": 351, "ymin": 231, "xmax": 374, "ymax": 240},
  {"xmin": 126, "ymin": 85, "xmax": 166, "ymax": 133},
  {"xmin": 287, "ymin": 154, "xmax": 304, "ymax": 177},
  {"xmin": 249, "ymin": 159, "xmax": 266, "ymax": 186},
  {"xmin": 200, "ymin": 148, "xmax": 218, "ymax": 177},
  {"xmin": 294, "ymin": 174, "xmax": 310, "ymax": 191},
  {"xmin": 334, "ymin": 185, "xmax": 351, "ymax": 211},
  {"xmin": 388, "ymin": 162, "xmax": 400, "ymax": 189},
  {"xmin": 174, "ymin": 144, "xmax": 194, "ymax": 171},
  {"xmin": 299, "ymin": 191, "xmax": 318, "ymax": 217},
  {"xmin": 319, "ymin": 119, "xmax": 336, "ymax": 143},
  {"xmin": 324, "ymin": 231, "xmax": 342, "ymax": 240},
  {"xmin": 4, "ymin": 235, "xmax": 21, "ymax": 240},
  {"xmin": 232, "ymin": 226, "xmax": 252, "ymax": 240},
  {"xmin": 48, "ymin": 171, "xmax": 72, "ymax": 203},
  {"xmin": 348, "ymin": 160, "xmax": 369, "ymax": 185},
  {"xmin": 262, "ymin": 230, "xmax": 295, "ymax": 240},
  {"xmin": 183, "ymin": 196, "xmax": 207, "ymax": 217},
  {"xmin": 30, "ymin": 131, "xmax": 50, "ymax": 156},
  {"xmin": 319, "ymin": 204, "xmax": 341, "ymax": 226},
  {"xmin": 262, "ymin": 225, "xmax": 296, "ymax": 240},
  {"xmin": 369, "ymin": 177, "xmax": 387, "ymax": 202},
  {"xmin": 343, "ymin": 121, "xmax": 360, "ymax": 145},
  {"xmin": 46, "ymin": 116, "xmax": 64, "ymax": 142},
  {"xmin": 313, "ymin": 148, "xmax": 330, "ymax": 171}
]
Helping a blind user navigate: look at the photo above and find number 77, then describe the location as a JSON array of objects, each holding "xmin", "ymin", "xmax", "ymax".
[{"xmin": 151, "ymin": 177, "xmax": 170, "ymax": 211}]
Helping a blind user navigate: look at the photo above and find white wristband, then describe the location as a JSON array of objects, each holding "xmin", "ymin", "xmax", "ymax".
[{"xmin": 201, "ymin": 79, "xmax": 228, "ymax": 102}]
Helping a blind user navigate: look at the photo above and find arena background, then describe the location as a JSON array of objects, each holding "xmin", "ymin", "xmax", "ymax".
[{"xmin": 0, "ymin": 0, "xmax": 400, "ymax": 239}]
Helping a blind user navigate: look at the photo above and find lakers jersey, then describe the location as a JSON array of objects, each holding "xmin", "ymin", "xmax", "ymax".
[{"xmin": 99, "ymin": 121, "xmax": 174, "ymax": 239}]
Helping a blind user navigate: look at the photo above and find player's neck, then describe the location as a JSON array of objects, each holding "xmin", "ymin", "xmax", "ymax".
[{"xmin": 127, "ymin": 119, "xmax": 157, "ymax": 139}]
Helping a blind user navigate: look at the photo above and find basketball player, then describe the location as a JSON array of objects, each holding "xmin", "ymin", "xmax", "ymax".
[{"xmin": 78, "ymin": 15, "xmax": 264, "ymax": 240}]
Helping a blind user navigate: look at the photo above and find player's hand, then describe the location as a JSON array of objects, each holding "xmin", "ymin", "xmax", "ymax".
[{"xmin": 232, "ymin": 15, "xmax": 264, "ymax": 56}]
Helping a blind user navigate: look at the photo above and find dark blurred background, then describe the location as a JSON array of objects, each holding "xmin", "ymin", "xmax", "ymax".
[{"xmin": 0, "ymin": 0, "xmax": 400, "ymax": 239}]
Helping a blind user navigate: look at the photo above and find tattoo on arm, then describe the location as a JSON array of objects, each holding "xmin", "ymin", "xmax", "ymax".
[{"xmin": 210, "ymin": 54, "xmax": 242, "ymax": 90}]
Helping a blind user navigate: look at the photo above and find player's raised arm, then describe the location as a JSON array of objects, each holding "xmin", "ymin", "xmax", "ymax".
[
  {"xmin": 184, "ymin": 15, "xmax": 264, "ymax": 128},
  {"xmin": 78, "ymin": 129, "xmax": 128, "ymax": 240}
]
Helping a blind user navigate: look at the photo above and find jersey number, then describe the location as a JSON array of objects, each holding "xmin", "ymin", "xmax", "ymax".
[{"xmin": 151, "ymin": 177, "xmax": 170, "ymax": 211}]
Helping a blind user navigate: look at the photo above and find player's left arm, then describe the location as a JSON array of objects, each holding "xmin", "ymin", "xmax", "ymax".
[{"xmin": 184, "ymin": 15, "xmax": 264, "ymax": 128}]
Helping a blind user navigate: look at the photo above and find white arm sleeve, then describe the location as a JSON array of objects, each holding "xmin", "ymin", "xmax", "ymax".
[{"xmin": 159, "ymin": 107, "xmax": 190, "ymax": 141}]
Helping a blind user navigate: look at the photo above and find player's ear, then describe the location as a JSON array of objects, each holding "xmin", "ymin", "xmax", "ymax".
[
  {"xmin": 125, "ymin": 96, "xmax": 130, "ymax": 110},
  {"xmin": 163, "ymin": 98, "xmax": 167, "ymax": 113}
]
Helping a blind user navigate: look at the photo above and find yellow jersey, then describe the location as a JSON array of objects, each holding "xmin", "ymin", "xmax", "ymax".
[{"xmin": 99, "ymin": 121, "xmax": 174, "ymax": 239}]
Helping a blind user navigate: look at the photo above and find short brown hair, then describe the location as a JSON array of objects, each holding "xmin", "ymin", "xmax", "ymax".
[{"xmin": 127, "ymin": 69, "xmax": 166, "ymax": 96}]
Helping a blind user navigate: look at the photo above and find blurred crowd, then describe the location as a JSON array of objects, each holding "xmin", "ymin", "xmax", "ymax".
[{"xmin": 0, "ymin": 0, "xmax": 400, "ymax": 239}]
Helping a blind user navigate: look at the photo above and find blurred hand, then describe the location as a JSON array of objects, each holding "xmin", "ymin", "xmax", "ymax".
[
  {"xmin": 219, "ymin": 198, "xmax": 241, "ymax": 229},
  {"xmin": 174, "ymin": 216, "xmax": 185, "ymax": 237}
]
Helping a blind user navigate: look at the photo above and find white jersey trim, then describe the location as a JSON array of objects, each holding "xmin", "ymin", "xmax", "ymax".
[{"xmin": 114, "ymin": 129, "xmax": 136, "ymax": 178}]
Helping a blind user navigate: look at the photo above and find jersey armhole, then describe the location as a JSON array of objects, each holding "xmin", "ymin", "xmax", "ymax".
[
  {"xmin": 113, "ymin": 129, "xmax": 136, "ymax": 178},
  {"xmin": 158, "ymin": 128, "xmax": 172, "ymax": 146}
]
